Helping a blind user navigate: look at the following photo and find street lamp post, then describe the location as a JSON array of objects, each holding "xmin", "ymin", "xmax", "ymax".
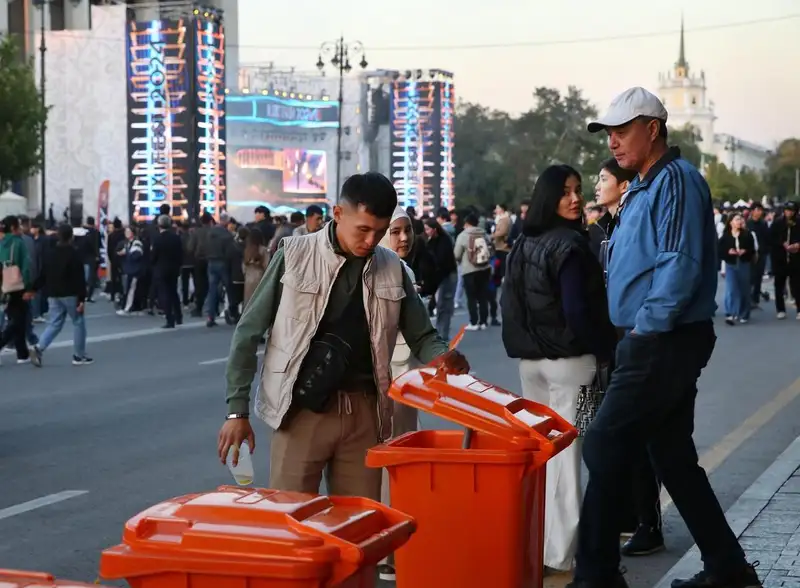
[
  {"xmin": 725, "ymin": 136, "xmax": 741, "ymax": 172},
  {"xmin": 316, "ymin": 38, "xmax": 368, "ymax": 203},
  {"xmin": 33, "ymin": 0, "xmax": 49, "ymax": 216}
]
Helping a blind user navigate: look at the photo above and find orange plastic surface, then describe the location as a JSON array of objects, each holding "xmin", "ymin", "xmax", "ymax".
[
  {"xmin": 0, "ymin": 571, "xmax": 100, "ymax": 588},
  {"xmin": 99, "ymin": 486, "xmax": 415, "ymax": 588},
  {"xmin": 388, "ymin": 366, "xmax": 577, "ymax": 455},
  {"xmin": 366, "ymin": 430, "xmax": 548, "ymax": 588}
]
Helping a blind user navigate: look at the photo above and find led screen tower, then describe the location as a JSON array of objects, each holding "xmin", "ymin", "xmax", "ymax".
[
  {"xmin": 126, "ymin": 19, "xmax": 192, "ymax": 221},
  {"xmin": 126, "ymin": 11, "xmax": 227, "ymax": 222},
  {"xmin": 389, "ymin": 70, "xmax": 455, "ymax": 212}
]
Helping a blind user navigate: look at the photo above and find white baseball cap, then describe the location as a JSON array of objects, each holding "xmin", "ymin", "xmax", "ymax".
[{"xmin": 587, "ymin": 87, "xmax": 668, "ymax": 133}]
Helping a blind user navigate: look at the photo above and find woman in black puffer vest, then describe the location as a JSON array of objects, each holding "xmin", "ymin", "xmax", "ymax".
[{"xmin": 502, "ymin": 164, "xmax": 616, "ymax": 574}]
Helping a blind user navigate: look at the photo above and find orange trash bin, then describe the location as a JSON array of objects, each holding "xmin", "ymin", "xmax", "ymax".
[
  {"xmin": 99, "ymin": 486, "xmax": 416, "ymax": 588},
  {"xmin": 366, "ymin": 366, "xmax": 578, "ymax": 588},
  {"xmin": 0, "ymin": 570, "xmax": 104, "ymax": 588}
]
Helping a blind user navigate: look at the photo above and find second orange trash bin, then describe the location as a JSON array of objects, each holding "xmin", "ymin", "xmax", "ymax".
[
  {"xmin": 366, "ymin": 367, "xmax": 578, "ymax": 588},
  {"xmin": 99, "ymin": 486, "xmax": 415, "ymax": 588}
]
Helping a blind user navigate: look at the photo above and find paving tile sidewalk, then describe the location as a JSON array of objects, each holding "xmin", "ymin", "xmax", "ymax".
[{"xmin": 656, "ymin": 436, "xmax": 800, "ymax": 588}]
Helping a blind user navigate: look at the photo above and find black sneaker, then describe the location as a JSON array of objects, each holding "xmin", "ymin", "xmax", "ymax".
[
  {"xmin": 72, "ymin": 356, "xmax": 94, "ymax": 366},
  {"xmin": 621, "ymin": 525, "xmax": 665, "ymax": 556},
  {"xmin": 377, "ymin": 564, "xmax": 396, "ymax": 581},
  {"xmin": 30, "ymin": 346, "xmax": 43, "ymax": 368},
  {"xmin": 671, "ymin": 563, "xmax": 762, "ymax": 588}
]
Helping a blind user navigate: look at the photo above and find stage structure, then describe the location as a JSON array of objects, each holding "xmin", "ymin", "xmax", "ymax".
[
  {"xmin": 389, "ymin": 70, "xmax": 455, "ymax": 213},
  {"xmin": 126, "ymin": 10, "xmax": 227, "ymax": 223}
]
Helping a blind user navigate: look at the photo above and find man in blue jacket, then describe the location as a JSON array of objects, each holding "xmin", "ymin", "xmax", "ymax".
[{"xmin": 569, "ymin": 88, "xmax": 760, "ymax": 588}]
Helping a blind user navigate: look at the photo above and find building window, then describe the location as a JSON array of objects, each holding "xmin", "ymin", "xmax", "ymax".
[{"xmin": 691, "ymin": 96, "xmax": 697, "ymax": 106}]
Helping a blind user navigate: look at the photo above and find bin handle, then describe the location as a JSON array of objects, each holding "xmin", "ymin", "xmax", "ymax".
[
  {"xmin": 0, "ymin": 571, "xmax": 55, "ymax": 582},
  {"xmin": 134, "ymin": 515, "xmax": 193, "ymax": 538}
]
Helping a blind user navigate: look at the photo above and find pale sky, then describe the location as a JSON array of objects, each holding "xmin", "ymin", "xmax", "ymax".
[{"xmin": 238, "ymin": 0, "xmax": 800, "ymax": 149}]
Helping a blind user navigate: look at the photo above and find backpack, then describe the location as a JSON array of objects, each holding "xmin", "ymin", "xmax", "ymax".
[{"xmin": 467, "ymin": 232, "xmax": 491, "ymax": 266}]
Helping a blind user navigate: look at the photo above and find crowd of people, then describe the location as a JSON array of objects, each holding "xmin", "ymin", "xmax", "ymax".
[{"xmin": 6, "ymin": 84, "xmax": 798, "ymax": 588}]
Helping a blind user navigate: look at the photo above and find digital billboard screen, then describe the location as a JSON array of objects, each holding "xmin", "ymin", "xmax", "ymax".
[
  {"xmin": 126, "ymin": 18, "xmax": 192, "ymax": 222},
  {"xmin": 193, "ymin": 18, "xmax": 226, "ymax": 220},
  {"xmin": 228, "ymin": 147, "xmax": 329, "ymax": 209}
]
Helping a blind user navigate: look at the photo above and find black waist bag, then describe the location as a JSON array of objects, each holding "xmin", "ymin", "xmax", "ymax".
[{"xmin": 292, "ymin": 289, "xmax": 363, "ymax": 413}]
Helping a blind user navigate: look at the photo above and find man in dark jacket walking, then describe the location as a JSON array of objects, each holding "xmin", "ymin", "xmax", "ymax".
[
  {"xmin": 151, "ymin": 215, "xmax": 184, "ymax": 328},
  {"xmin": 746, "ymin": 203, "xmax": 771, "ymax": 306},
  {"xmin": 203, "ymin": 214, "xmax": 233, "ymax": 327},
  {"xmin": 30, "ymin": 224, "xmax": 92, "ymax": 366}
]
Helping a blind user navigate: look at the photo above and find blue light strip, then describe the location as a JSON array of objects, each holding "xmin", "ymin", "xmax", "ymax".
[
  {"xmin": 201, "ymin": 22, "xmax": 214, "ymax": 214},
  {"xmin": 405, "ymin": 80, "xmax": 419, "ymax": 210},
  {"xmin": 227, "ymin": 95, "xmax": 340, "ymax": 109},
  {"xmin": 441, "ymin": 81, "xmax": 454, "ymax": 208},
  {"xmin": 226, "ymin": 116, "xmax": 339, "ymax": 128},
  {"xmin": 145, "ymin": 19, "xmax": 162, "ymax": 215}
]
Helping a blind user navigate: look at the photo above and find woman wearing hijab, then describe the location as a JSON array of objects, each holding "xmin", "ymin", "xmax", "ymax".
[
  {"xmin": 375, "ymin": 206, "xmax": 426, "ymax": 582},
  {"xmin": 502, "ymin": 165, "xmax": 616, "ymax": 574}
]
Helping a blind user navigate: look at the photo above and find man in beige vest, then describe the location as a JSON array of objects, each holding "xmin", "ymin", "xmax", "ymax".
[{"xmin": 217, "ymin": 172, "xmax": 469, "ymax": 500}]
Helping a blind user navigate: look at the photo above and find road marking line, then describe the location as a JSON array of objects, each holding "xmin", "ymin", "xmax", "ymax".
[
  {"xmin": 200, "ymin": 349, "xmax": 263, "ymax": 366},
  {"xmin": 47, "ymin": 321, "xmax": 206, "ymax": 350},
  {"xmin": 661, "ymin": 375, "xmax": 800, "ymax": 512},
  {"xmin": 0, "ymin": 490, "xmax": 89, "ymax": 521}
]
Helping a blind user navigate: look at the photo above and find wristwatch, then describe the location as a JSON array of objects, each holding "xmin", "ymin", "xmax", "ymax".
[{"xmin": 226, "ymin": 413, "xmax": 249, "ymax": 420}]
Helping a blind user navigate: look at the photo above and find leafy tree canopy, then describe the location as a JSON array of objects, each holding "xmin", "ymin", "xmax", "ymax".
[{"xmin": 0, "ymin": 35, "xmax": 48, "ymax": 192}]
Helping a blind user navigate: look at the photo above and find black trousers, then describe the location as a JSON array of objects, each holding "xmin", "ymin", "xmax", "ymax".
[
  {"xmin": 750, "ymin": 255, "xmax": 767, "ymax": 303},
  {"xmin": 193, "ymin": 260, "xmax": 209, "ymax": 315},
  {"xmin": 575, "ymin": 322, "xmax": 746, "ymax": 582},
  {"xmin": 774, "ymin": 269, "xmax": 800, "ymax": 314},
  {"xmin": 157, "ymin": 272, "xmax": 182, "ymax": 326},
  {"xmin": 462, "ymin": 268, "xmax": 490, "ymax": 326},
  {"xmin": 0, "ymin": 292, "xmax": 30, "ymax": 360}
]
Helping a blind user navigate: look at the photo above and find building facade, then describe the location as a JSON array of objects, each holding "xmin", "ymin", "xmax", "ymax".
[{"xmin": 656, "ymin": 18, "xmax": 770, "ymax": 173}]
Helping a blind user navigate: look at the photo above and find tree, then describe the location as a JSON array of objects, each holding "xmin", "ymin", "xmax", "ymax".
[
  {"xmin": 0, "ymin": 35, "xmax": 48, "ymax": 192},
  {"xmin": 765, "ymin": 138, "xmax": 800, "ymax": 199},
  {"xmin": 705, "ymin": 161, "xmax": 767, "ymax": 205},
  {"xmin": 668, "ymin": 124, "xmax": 704, "ymax": 168},
  {"xmin": 453, "ymin": 86, "xmax": 607, "ymax": 210}
]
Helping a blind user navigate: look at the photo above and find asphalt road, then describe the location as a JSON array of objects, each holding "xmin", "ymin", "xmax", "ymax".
[{"xmin": 1, "ymin": 288, "xmax": 799, "ymax": 587}]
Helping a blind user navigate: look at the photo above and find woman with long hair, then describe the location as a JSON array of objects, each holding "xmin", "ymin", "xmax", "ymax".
[
  {"xmin": 502, "ymin": 164, "xmax": 616, "ymax": 573},
  {"xmin": 424, "ymin": 218, "xmax": 458, "ymax": 340},
  {"xmin": 719, "ymin": 213, "xmax": 756, "ymax": 325},
  {"xmin": 242, "ymin": 228, "xmax": 270, "ymax": 310}
]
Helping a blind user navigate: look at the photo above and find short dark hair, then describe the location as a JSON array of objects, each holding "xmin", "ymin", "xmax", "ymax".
[
  {"xmin": 290, "ymin": 211, "xmax": 305, "ymax": 224},
  {"xmin": 255, "ymin": 205, "xmax": 270, "ymax": 217},
  {"xmin": 750, "ymin": 203, "xmax": 764, "ymax": 212},
  {"xmin": 340, "ymin": 172, "xmax": 397, "ymax": 219},
  {"xmin": 496, "ymin": 203, "xmax": 508, "ymax": 212},
  {"xmin": 436, "ymin": 207, "xmax": 449, "ymax": 221},
  {"xmin": 86, "ymin": 216, "xmax": 96, "ymax": 226},
  {"xmin": 159, "ymin": 204, "xmax": 170, "ymax": 215},
  {"xmin": 57, "ymin": 223, "xmax": 73, "ymax": 243},
  {"xmin": 639, "ymin": 116, "xmax": 668, "ymax": 140},
  {"xmin": 200, "ymin": 212, "xmax": 213, "ymax": 225},
  {"xmin": 1, "ymin": 215, "xmax": 20, "ymax": 233},
  {"xmin": 464, "ymin": 213, "xmax": 479, "ymax": 227},
  {"xmin": 306, "ymin": 205, "xmax": 324, "ymax": 218},
  {"xmin": 600, "ymin": 157, "xmax": 637, "ymax": 183},
  {"xmin": 523, "ymin": 164, "xmax": 582, "ymax": 236}
]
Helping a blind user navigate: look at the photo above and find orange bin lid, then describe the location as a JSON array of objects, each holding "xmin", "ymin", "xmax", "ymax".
[
  {"xmin": 389, "ymin": 367, "xmax": 577, "ymax": 456},
  {"xmin": 99, "ymin": 486, "xmax": 415, "ymax": 586},
  {"xmin": 0, "ymin": 571, "xmax": 99, "ymax": 588}
]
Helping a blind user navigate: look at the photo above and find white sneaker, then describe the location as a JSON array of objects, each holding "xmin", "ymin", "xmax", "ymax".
[
  {"xmin": 739, "ymin": 318, "xmax": 748, "ymax": 324},
  {"xmin": 465, "ymin": 324, "xmax": 480, "ymax": 331},
  {"xmin": 479, "ymin": 323, "xmax": 488, "ymax": 330},
  {"xmin": 778, "ymin": 312, "xmax": 787, "ymax": 320}
]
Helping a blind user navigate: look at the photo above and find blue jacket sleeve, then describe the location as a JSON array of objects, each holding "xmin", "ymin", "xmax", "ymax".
[{"xmin": 633, "ymin": 164, "xmax": 708, "ymax": 335}]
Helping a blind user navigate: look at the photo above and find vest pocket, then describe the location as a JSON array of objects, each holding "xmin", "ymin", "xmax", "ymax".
[
  {"xmin": 264, "ymin": 346, "xmax": 291, "ymax": 373},
  {"xmin": 374, "ymin": 286, "xmax": 406, "ymax": 302},
  {"xmin": 280, "ymin": 272, "xmax": 321, "ymax": 294}
]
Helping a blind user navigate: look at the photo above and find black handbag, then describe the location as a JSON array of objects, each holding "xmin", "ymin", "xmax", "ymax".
[
  {"xmin": 292, "ymin": 289, "xmax": 363, "ymax": 413},
  {"xmin": 574, "ymin": 362, "xmax": 611, "ymax": 437}
]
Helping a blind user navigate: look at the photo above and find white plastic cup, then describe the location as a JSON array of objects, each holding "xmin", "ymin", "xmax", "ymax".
[{"xmin": 226, "ymin": 440, "xmax": 254, "ymax": 486}]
